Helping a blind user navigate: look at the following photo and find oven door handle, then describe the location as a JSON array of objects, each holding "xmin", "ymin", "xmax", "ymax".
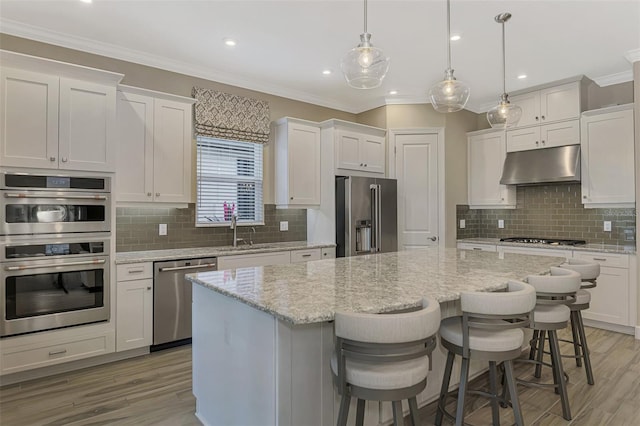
[
  {"xmin": 4, "ymin": 193, "xmax": 108, "ymax": 201},
  {"xmin": 158, "ymin": 263, "xmax": 217, "ymax": 272},
  {"xmin": 4, "ymin": 259, "xmax": 106, "ymax": 271}
]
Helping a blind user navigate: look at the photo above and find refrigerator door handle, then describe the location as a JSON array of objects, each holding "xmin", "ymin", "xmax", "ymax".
[{"xmin": 370, "ymin": 184, "xmax": 382, "ymax": 252}]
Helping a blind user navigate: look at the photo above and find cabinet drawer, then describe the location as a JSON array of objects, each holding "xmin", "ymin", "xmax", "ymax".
[
  {"xmin": 499, "ymin": 246, "xmax": 571, "ymax": 260},
  {"xmin": 573, "ymin": 252, "xmax": 629, "ymax": 269},
  {"xmin": 2, "ymin": 333, "xmax": 113, "ymax": 374},
  {"xmin": 291, "ymin": 249, "xmax": 321, "ymax": 263},
  {"xmin": 218, "ymin": 251, "xmax": 291, "ymax": 270},
  {"xmin": 457, "ymin": 243, "xmax": 497, "ymax": 252},
  {"xmin": 321, "ymin": 247, "xmax": 336, "ymax": 259},
  {"xmin": 117, "ymin": 262, "xmax": 153, "ymax": 281}
]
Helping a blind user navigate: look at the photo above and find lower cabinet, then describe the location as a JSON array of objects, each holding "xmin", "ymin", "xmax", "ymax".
[
  {"xmin": 218, "ymin": 251, "xmax": 291, "ymax": 270},
  {"xmin": 116, "ymin": 263, "xmax": 153, "ymax": 352}
]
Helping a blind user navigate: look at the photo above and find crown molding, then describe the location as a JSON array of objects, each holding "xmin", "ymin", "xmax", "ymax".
[
  {"xmin": 0, "ymin": 19, "xmax": 363, "ymax": 114},
  {"xmin": 592, "ymin": 70, "xmax": 634, "ymax": 87},
  {"xmin": 625, "ymin": 48, "xmax": 640, "ymax": 63}
]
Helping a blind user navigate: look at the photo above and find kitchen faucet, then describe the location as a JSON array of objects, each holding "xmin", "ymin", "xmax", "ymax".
[{"xmin": 230, "ymin": 214, "xmax": 243, "ymax": 247}]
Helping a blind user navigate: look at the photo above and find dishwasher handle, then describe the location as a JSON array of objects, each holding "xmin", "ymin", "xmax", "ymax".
[{"xmin": 158, "ymin": 263, "xmax": 216, "ymax": 272}]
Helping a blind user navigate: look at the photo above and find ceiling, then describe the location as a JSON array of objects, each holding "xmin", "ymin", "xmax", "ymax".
[{"xmin": 0, "ymin": 0, "xmax": 638, "ymax": 114}]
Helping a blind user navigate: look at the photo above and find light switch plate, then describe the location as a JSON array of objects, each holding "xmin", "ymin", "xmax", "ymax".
[
  {"xmin": 280, "ymin": 221, "xmax": 288, "ymax": 231},
  {"xmin": 498, "ymin": 219, "xmax": 504, "ymax": 229},
  {"xmin": 459, "ymin": 219, "xmax": 466, "ymax": 229},
  {"xmin": 604, "ymin": 221, "xmax": 612, "ymax": 232},
  {"xmin": 159, "ymin": 223, "xmax": 167, "ymax": 235}
]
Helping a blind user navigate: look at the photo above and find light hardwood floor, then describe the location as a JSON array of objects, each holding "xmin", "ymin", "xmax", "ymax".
[{"xmin": 0, "ymin": 326, "xmax": 638, "ymax": 426}]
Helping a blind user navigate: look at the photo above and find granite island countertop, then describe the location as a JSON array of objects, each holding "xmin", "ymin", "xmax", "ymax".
[
  {"xmin": 186, "ymin": 247, "xmax": 565, "ymax": 325},
  {"xmin": 457, "ymin": 237, "xmax": 636, "ymax": 254},
  {"xmin": 115, "ymin": 241, "xmax": 335, "ymax": 264}
]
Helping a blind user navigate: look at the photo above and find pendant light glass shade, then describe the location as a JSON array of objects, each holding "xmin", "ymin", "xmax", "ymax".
[
  {"xmin": 487, "ymin": 12, "xmax": 521, "ymax": 129},
  {"xmin": 341, "ymin": 0, "xmax": 390, "ymax": 89},
  {"xmin": 428, "ymin": 0, "xmax": 470, "ymax": 112}
]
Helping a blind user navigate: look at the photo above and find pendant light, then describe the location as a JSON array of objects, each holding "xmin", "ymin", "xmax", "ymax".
[
  {"xmin": 341, "ymin": 0, "xmax": 390, "ymax": 89},
  {"xmin": 428, "ymin": 0, "xmax": 470, "ymax": 112},
  {"xmin": 486, "ymin": 13, "xmax": 522, "ymax": 129}
]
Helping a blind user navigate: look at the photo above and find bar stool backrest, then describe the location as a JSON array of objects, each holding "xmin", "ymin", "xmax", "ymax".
[
  {"xmin": 559, "ymin": 259, "xmax": 600, "ymax": 286},
  {"xmin": 526, "ymin": 267, "xmax": 582, "ymax": 299}
]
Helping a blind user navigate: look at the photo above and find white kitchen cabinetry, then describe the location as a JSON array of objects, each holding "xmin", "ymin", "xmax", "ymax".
[
  {"xmin": 321, "ymin": 119, "xmax": 386, "ymax": 176},
  {"xmin": 116, "ymin": 86, "xmax": 194, "ymax": 204},
  {"xmin": 218, "ymin": 251, "xmax": 291, "ymax": 270},
  {"xmin": 497, "ymin": 246, "xmax": 572, "ymax": 261},
  {"xmin": 456, "ymin": 242, "xmax": 497, "ymax": 252},
  {"xmin": 580, "ymin": 104, "xmax": 635, "ymax": 207},
  {"xmin": 509, "ymin": 81, "xmax": 582, "ymax": 128},
  {"xmin": 290, "ymin": 248, "xmax": 321, "ymax": 263},
  {"xmin": 573, "ymin": 252, "xmax": 635, "ymax": 329},
  {"xmin": 0, "ymin": 62, "xmax": 122, "ymax": 172},
  {"xmin": 321, "ymin": 247, "xmax": 336, "ymax": 259},
  {"xmin": 273, "ymin": 118, "xmax": 321, "ymax": 208},
  {"xmin": 506, "ymin": 120, "xmax": 580, "ymax": 152},
  {"xmin": 467, "ymin": 130, "xmax": 516, "ymax": 209},
  {"xmin": 115, "ymin": 263, "xmax": 153, "ymax": 351}
]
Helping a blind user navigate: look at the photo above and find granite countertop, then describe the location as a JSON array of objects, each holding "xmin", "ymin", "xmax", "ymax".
[
  {"xmin": 457, "ymin": 237, "xmax": 636, "ymax": 254},
  {"xmin": 115, "ymin": 241, "xmax": 335, "ymax": 264},
  {"xmin": 186, "ymin": 248, "xmax": 564, "ymax": 325}
]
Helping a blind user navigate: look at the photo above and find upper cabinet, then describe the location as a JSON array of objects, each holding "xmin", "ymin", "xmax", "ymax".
[
  {"xmin": 467, "ymin": 129, "xmax": 516, "ymax": 209},
  {"xmin": 0, "ymin": 52, "xmax": 123, "ymax": 172},
  {"xmin": 580, "ymin": 104, "xmax": 635, "ymax": 207},
  {"xmin": 509, "ymin": 81, "xmax": 583, "ymax": 128},
  {"xmin": 506, "ymin": 80, "xmax": 585, "ymax": 152},
  {"xmin": 273, "ymin": 117, "xmax": 321, "ymax": 208},
  {"xmin": 322, "ymin": 119, "xmax": 386, "ymax": 176},
  {"xmin": 116, "ymin": 85, "xmax": 194, "ymax": 204}
]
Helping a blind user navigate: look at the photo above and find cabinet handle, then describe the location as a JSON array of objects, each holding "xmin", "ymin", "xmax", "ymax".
[
  {"xmin": 156, "ymin": 193, "xmax": 160, "ymax": 197},
  {"xmin": 592, "ymin": 258, "xmax": 607, "ymax": 262},
  {"xmin": 583, "ymin": 195, "xmax": 587, "ymax": 199},
  {"xmin": 147, "ymin": 192, "xmax": 152, "ymax": 197},
  {"xmin": 61, "ymin": 157, "xmax": 68, "ymax": 163},
  {"xmin": 302, "ymin": 254, "xmax": 311, "ymax": 258},
  {"xmin": 49, "ymin": 349, "xmax": 67, "ymax": 356},
  {"xmin": 360, "ymin": 163, "xmax": 364, "ymax": 166},
  {"xmin": 535, "ymin": 116, "xmax": 539, "ymax": 121},
  {"xmin": 364, "ymin": 164, "xmax": 367, "ymax": 167},
  {"xmin": 541, "ymin": 115, "xmax": 545, "ymax": 120},
  {"xmin": 542, "ymin": 140, "xmax": 545, "ymax": 145},
  {"xmin": 501, "ymin": 197, "xmax": 505, "ymax": 201},
  {"xmin": 49, "ymin": 156, "xmax": 56, "ymax": 162},
  {"xmin": 472, "ymin": 248, "xmax": 482, "ymax": 250},
  {"xmin": 127, "ymin": 268, "xmax": 145, "ymax": 274},
  {"xmin": 147, "ymin": 286, "xmax": 152, "ymax": 290},
  {"xmin": 290, "ymin": 197, "xmax": 294, "ymax": 200}
]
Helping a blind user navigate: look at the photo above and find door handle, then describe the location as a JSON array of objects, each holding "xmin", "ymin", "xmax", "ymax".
[
  {"xmin": 430, "ymin": 236, "xmax": 438, "ymax": 242},
  {"xmin": 4, "ymin": 193, "xmax": 107, "ymax": 200},
  {"xmin": 5, "ymin": 259, "xmax": 106, "ymax": 271},
  {"xmin": 158, "ymin": 263, "xmax": 216, "ymax": 272}
]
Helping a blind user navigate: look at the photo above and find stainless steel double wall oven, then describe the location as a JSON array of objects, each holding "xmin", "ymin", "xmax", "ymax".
[{"xmin": 1, "ymin": 171, "xmax": 112, "ymax": 337}]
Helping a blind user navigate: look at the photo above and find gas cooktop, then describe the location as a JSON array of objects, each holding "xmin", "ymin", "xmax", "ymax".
[{"xmin": 499, "ymin": 237, "xmax": 586, "ymax": 246}]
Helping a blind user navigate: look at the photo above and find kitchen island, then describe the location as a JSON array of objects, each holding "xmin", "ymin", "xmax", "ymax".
[{"xmin": 186, "ymin": 248, "xmax": 564, "ymax": 426}]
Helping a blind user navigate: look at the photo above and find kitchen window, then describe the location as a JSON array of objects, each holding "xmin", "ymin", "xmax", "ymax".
[{"xmin": 196, "ymin": 136, "xmax": 264, "ymax": 226}]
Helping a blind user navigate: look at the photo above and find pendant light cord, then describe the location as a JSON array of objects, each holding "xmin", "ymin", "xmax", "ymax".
[
  {"xmin": 446, "ymin": 0, "xmax": 452, "ymax": 70},
  {"xmin": 501, "ymin": 20, "xmax": 506, "ymax": 95},
  {"xmin": 363, "ymin": 0, "xmax": 368, "ymax": 33}
]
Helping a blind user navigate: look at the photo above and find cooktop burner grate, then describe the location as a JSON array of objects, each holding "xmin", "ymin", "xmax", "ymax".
[{"xmin": 499, "ymin": 237, "xmax": 586, "ymax": 246}]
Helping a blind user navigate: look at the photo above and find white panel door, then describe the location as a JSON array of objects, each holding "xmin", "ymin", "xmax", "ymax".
[
  {"xmin": 153, "ymin": 98, "xmax": 192, "ymax": 203},
  {"xmin": 0, "ymin": 68, "xmax": 59, "ymax": 169},
  {"xmin": 116, "ymin": 279, "xmax": 153, "ymax": 351},
  {"xmin": 59, "ymin": 78, "xmax": 116, "ymax": 172},
  {"xmin": 116, "ymin": 91, "xmax": 154, "ymax": 202},
  {"xmin": 394, "ymin": 132, "xmax": 438, "ymax": 250}
]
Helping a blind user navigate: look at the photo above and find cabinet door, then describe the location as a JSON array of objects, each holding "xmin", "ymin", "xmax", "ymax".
[
  {"xmin": 0, "ymin": 68, "xmax": 59, "ymax": 169},
  {"xmin": 359, "ymin": 135, "xmax": 385, "ymax": 174},
  {"xmin": 153, "ymin": 98, "xmax": 192, "ymax": 203},
  {"xmin": 336, "ymin": 131, "xmax": 362, "ymax": 171},
  {"xmin": 116, "ymin": 279, "xmax": 153, "ymax": 351},
  {"xmin": 540, "ymin": 120, "xmax": 579, "ymax": 149},
  {"xmin": 506, "ymin": 126, "xmax": 541, "ymax": 152},
  {"xmin": 581, "ymin": 108, "xmax": 634, "ymax": 205},
  {"xmin": 581, "ymin": 266, "xmax": 630, "ymax": 326},
  {"xmin": 509, "ymin": 91, "xmax": 540, "ymax": 127},
  {"xmin": 539, "ymin": 82, "xmax": 580, "ymax": 123},
  {"xmin": 468, "ymin": 132, "xmax": 513, "ymax": 206},
  {"xmin": 288, "ymin": 122, "xmax": 321, "ymax": 205},
  {"xmin": 116, "ymin": 91, "xmax": 154, "ymax": 202},
  {"xmin": 58, "ymin": 78, "xmax": 116, "ymax": 172}
]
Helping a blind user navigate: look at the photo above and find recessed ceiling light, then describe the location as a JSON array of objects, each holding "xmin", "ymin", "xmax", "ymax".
[
  {"xmin": 223, "ymin": 38, "xmax": 237, "ymax": 47},
  {"xmin": 517, "ymin": 74, "xmax": 527, "ymax": 79},
  {"xmin": 450, "ymin": 35, "xmax": 461, "ymax": 41},
  {"xmin": 388, "ymin": 90, "xmax": 398, "ymax": 95},
  {"xmin": 322, "ymin": 70, "xmax": 332, "ymax": 75},
  {"xmin": 80, "ymin": 0, "xmax": 92, "ymax": 3}
]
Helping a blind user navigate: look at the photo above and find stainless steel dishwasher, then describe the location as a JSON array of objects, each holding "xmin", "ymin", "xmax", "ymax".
[{"xmin": 152, "ymin": 257, "xmax": 217, "ymax": 349}]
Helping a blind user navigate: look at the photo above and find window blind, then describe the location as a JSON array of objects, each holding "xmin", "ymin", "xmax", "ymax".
[{"xmin": 196, "ymin": 136, "xmax": 264, "ymax": 226}]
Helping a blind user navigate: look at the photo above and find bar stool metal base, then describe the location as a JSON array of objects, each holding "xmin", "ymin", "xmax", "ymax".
[{"xmin": 557, "ymin": 308, "xmax": 595, "ymax": 385}]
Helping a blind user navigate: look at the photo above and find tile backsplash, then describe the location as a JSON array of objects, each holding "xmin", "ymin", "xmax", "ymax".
[
  {"xmin": 116, "ymin": 204, "xmax": 307, "ymax": 252},
  {"xmin": 457, "ymin": 183, "xmax": 636, "ymax": 246}
]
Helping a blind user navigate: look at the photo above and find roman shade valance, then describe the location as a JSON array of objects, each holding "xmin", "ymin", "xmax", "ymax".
[{"xmin": 192, "ymin": 87, "xmax": 270, "ymax": 144}]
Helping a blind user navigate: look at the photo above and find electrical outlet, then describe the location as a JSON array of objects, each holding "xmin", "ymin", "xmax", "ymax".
[
  {"xmin": 604, "ymin": 221, "xmax": 612, "ymax": 232},
  {"xmin": 279, "ymin": 221, "xmax": 288, "ymax": 231},
  {"xmin": 498, "ymin": 219, "xmax": 504, "ymax": 229},
  {"xmin": 159, "ymin": 223, "xmax": 167, "ymax": 235},
  {"xmin": 459, "ymin": 219, "xmax": 466, "ymax": 229}
]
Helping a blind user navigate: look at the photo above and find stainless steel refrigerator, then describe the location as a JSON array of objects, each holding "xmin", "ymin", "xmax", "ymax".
[{"xmin": 336, "ymin": 176, "xmax": 397, "ymax": 257}]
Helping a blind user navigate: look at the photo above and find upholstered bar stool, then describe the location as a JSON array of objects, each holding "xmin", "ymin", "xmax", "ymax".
[
  {"xmin": 524, "ymin": 267, "xmax": 582, "ymax": 421},
  {"xmin": 557, "ymin": 258, "xmax": 600, "ymax": 385},
  {"xmin": 331, "ymin": 297, "xmax": 441, "ymax": 426},
  {"xmin": 436, "ymin": 280, "xmax": 537, "ymax": 426}
]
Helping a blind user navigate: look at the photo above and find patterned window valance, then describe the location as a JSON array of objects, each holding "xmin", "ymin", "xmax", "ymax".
[{"xmin": 192, "ymin": 87, "xmax": 270, "ymax": 144}]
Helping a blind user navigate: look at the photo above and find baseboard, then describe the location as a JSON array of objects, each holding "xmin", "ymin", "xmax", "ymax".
[
  {"xmin": 0, "ymin": 347, "xmax": 149, "ymax": 386},
  {"xmin": 581, "ymin": 318, "xmax": 635, "ymax": 336}
]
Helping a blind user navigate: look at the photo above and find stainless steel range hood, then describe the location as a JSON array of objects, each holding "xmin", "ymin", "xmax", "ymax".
[{"xmin": 500, "ymin": 144, "xmax": 580, "ymax": 185}]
